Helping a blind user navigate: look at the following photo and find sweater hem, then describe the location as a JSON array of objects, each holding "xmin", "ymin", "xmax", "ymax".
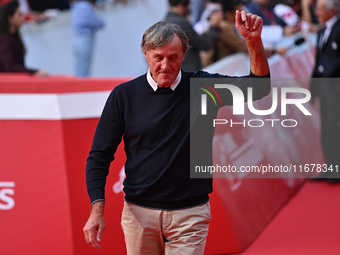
[{"xmin": 124, "ymin": 195, "xmax": 209, "ymax": 210}]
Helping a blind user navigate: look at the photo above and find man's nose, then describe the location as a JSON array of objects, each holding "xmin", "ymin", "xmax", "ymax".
[{"xmin": 161, "ymin": 59, "xmax": 171, "ymax": 70}]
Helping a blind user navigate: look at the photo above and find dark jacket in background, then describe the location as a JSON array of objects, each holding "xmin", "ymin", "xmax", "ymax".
[
  {"xmin": 246, "ymin": 1, "xmax": 286, "ymax": 27},
  {"xmin": 310, "ymin": 18, "xmax": 340, "ymax": 169},
  {"xmin": 312, "ymin": 19, "xmax": 340, "ymax": 79},
  {"xmin": 27, "ymin": 0, "xmax": 70, "ymax": 12}
]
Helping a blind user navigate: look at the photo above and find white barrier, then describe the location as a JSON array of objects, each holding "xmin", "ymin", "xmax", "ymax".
[
  {"xmin": 21, "ymin": 0, "xmax": 168, "ymax": 77},
  {"xmin": 205, "ymin": 33, "xmax": 317, "ymax": 78}
]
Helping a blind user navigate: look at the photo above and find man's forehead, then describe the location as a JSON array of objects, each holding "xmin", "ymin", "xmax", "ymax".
[
  {"xmin": 152, "ymin": 51, "xmax": 181, "ymax": 56},
  {"xmin": 148, "ymin": 35, "xmax": 184, "ymax": 54}
]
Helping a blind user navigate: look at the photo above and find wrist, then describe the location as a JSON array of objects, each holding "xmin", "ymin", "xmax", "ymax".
[
  {"xmin": 91, "ymin": 200, "xmax": 105, "ymax": 215},
  {"xmin": 246, "ymin": 37, "xmax": 263, "ymax": 48},
  {"xmin": 301, "ymin": 0, "xmax": 311, "ymax": 8}
]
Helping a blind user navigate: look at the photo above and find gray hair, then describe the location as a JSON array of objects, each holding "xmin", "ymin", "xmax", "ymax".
[
  {"xmin": 141, "ymin": 21, "xmax": 189, "ymax": 54},
  {"xmin": 324, "ymin": 0, "xmax": 340, "ymax": 10}
]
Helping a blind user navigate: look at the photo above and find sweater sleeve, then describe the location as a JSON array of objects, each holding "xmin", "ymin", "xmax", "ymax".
[
  {"xmin": 85, "ymin": 89, "xmax": 124, "ymax": 204},
  {"xmin": 223, "ymin": 72, "xmax": 271, "ymax": 105},
  {"xmin": 194, "ymin": 70, "xmax": 271, "ymax": 106}
]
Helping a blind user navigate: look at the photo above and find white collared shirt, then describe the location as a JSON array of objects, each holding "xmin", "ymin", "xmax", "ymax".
[
  {"xmin": 146, "ymin": 70, "xmax": 182, "ymax": 91},
  {"xmin": 321, "ymin": 15, "xmax": 339, "ymax": 46}
]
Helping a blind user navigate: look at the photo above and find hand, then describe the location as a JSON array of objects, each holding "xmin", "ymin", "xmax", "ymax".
[
  {"xmin": 275, "ymin": 47, "xmax": 289, "ymax": 55},
  {"xmin": 235, "ymin": 10, "xmax": 263, "ymax": 42},
  {"xmin": 284, "ymin": 25, "xmax": 301, "ymax": 36},
  {"xmin": 83, "ymin": 201, "xmax": 106, "ymax": 249},
  {"xmin": 236, "ymin": 10, "xmax": 269, "ymax": 76},
  {"xmin": 34, "ymin": 70, "xmax": 49, "ymax": 77}
]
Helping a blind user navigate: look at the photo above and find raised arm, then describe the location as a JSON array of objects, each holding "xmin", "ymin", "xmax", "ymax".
[{"xmin": 235, "ymin": 10, "xmax": 269, "ymax": 76}]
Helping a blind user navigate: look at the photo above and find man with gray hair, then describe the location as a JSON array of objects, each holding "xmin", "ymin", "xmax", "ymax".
[
  {"xmin": 83, "ymin": 10, "xmax": 270, "ymax": 255},
  {"xmin": 311, "ymin": 0, "xmax": 340, "ymax": 182}
]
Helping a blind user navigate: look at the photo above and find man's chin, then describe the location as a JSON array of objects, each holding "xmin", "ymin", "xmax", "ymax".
[
  {"xmin": 157, "ymin": 77, "xmax": 174, "ymax": 87},
  {"xmin": 159, "ymin": 82, "xmax": 172, "ymax": 87}
]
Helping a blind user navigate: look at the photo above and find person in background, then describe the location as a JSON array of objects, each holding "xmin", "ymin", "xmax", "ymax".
[
  {"xmin": 165, "ymin": 0, "xmax": 222, "ymax": 72},
  {"xmin": 273, "ymin": 0, "xmax": 301, "ymax": 27},
  {"xmin": 0, "ymin": 0, "xmax": 48, "ymax": 76},
  {"xmin": 301, "ymin": 0, "xmax": 320, "ymax": 31},
  {"xmin": 190, "ymin": 0, "xmax": 206, "ymax": 24},
  {"xmin": 70, "ymin": 0, "xmax": 105, "ymax": 77},
  {"xmin": 247, "ymin": 0, "xmax": 301, "ymax": 35},
  {"xmin": 218, "ymin": 0, "xmax": 249, "ymax": 59},
  {"xmin": 310, "ymin": 0, "xmax": 340, "ymax": 182},
  {"xmin": 193, "ymin": 0, "xmax": 220, "ymax": 34},
  {"xmin": 194, "ymin": 0, "xmax": 223, "ymax": 67}
]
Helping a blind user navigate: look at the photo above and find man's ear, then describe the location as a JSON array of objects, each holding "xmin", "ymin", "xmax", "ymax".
[{"xmin": 181, "ymin": 52, "xmax": 186, "ymax": 62}]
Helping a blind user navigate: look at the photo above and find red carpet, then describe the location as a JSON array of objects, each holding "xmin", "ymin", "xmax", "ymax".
[{"xmin": 235, "ymin": 180, "xmax": 340, "ymax": 255}]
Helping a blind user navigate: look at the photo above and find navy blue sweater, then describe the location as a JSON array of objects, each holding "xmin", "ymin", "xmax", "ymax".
[{"xmin": 86, "ymin": 70, "xmax": 270, "ymax": 209}]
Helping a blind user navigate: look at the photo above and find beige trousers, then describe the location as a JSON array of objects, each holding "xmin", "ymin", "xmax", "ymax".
[{"xmin": 121, "ymin": 201, "xmax": 211, "ymax": 255}]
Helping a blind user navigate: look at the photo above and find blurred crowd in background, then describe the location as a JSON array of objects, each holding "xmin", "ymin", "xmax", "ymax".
[
  {"xmin": 0, "ymin": 0, "xmax": 334, "ymax": 76},
  {"xmin": 0, "ymin": 0, "xmax": 139, "ymax": 22}
]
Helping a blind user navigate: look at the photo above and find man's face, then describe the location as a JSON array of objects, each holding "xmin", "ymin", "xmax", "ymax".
[
  {"xmin": 315, "ymin": 0, "xmax": 336, "ymax": 24},
  {"xmin": 144, "ymin": 34, "xmax": 185, "ymax": 87}
]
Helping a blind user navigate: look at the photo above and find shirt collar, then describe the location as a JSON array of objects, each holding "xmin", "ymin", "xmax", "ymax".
[
  {"xmin": 325, "ymin": 15, "xmax": 338, "ymax": 30},
  {"xmin": 147, "ymin": 70, "xmax": 182, "ymax": 91}
]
